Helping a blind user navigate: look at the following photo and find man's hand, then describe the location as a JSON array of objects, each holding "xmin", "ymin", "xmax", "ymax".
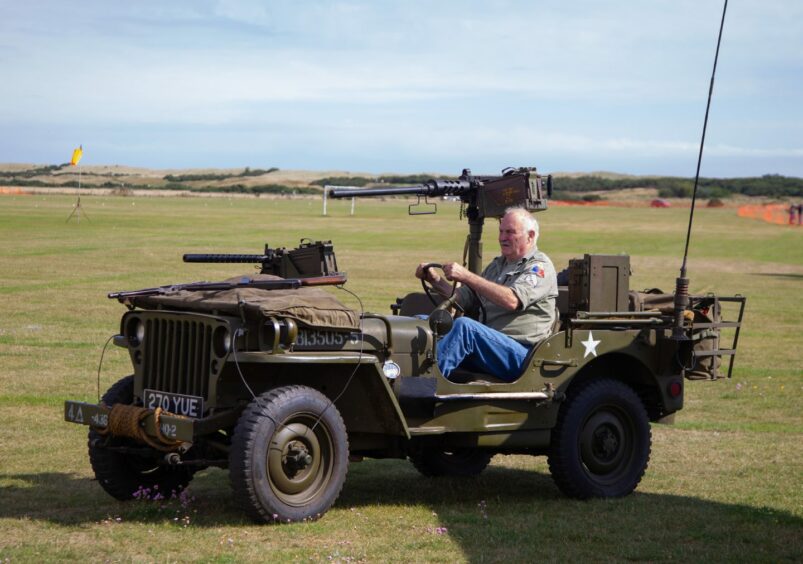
[
  {"xmin": 442, "ymin": 262, "xmax": 470, "ymax": 283},
  {"xmin": 415, "ymin": 262, "xmax": 457, "ymax": 298},
  {"xmin": 416, "ymin": 262, "xmax": 442, "ymax": 283}
]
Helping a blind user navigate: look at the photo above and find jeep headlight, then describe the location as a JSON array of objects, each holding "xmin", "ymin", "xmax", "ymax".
[
  {"xmin": 213, "ymin": 326, "xmax": 232, "ymax": 357},
  {"xmin": 261, "ymin": 318, "xmax": 298, "ymax": 351},
  {"xmin": 125, "ymin": 317, "xmax": 145, "ymax": 346}
]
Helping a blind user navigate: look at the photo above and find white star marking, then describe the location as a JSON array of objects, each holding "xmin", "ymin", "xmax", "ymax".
[{"xmin": 581, "ymin": 331, "xmax": 601, "ymax": 358}]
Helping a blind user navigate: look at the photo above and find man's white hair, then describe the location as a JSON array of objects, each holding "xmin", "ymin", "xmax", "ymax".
[{"xmin": 504, "ymin": 206, "xmax": 539, "ymax": 240}]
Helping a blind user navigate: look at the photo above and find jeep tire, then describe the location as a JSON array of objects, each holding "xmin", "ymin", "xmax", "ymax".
[
  {"xmin": 548, "ymin": 378, "xmax": 651, "ymax": 498},
  {"xmin": 229, "ymin": 385, "xmax": 349, "ymax": 523},
  {"xmin": 88, "ymin": 375, "xmax": 196, "ymax": 501}
]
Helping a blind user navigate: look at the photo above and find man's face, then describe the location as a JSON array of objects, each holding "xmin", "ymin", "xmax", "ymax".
[{"xmin": 498, "ymin": 213, "xmax": 535, "ymax": 261}]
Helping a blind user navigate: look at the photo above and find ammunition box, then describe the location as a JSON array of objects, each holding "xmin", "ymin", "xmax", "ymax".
[{"xmin": 568, "ymin": 254, "xmax": 630, "ymax": 315}]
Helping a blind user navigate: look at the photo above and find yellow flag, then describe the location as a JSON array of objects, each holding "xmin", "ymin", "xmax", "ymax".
[{"xmin": 70, "ymin": 145, "xmax": 83, "ymax": 166}]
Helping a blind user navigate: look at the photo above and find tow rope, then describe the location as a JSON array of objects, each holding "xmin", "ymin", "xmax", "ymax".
[{"xmin": 96, "ymin": 403, "xmax": 185, "ymax": 452}]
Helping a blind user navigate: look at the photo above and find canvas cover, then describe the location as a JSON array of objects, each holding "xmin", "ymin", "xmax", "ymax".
[
  {"xmin": 628, "ymin": 288, "xmax": 674, "ymax": 313},
  {"xmin": 127, "ymin": 274, "xmax": 360, "ymax": 331}
]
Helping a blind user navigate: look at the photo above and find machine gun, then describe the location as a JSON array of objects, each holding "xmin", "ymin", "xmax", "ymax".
[
  {"xmin": 329, "ymin": 167, "xmax": 551, "ymax": 274},
  {"xmin": 183, "ymin": 239, "xmax": 340, "ymax": 279},
  {"xmin": 108, "ymin": 273, "xmax": 348, "ymax": 301}
]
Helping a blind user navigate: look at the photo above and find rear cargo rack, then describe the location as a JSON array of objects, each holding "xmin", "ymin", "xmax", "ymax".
[
  {"xmin": 686, "ymin": 295, "xmax": 747, "ymax": 379},
  {"xmin": 564, "ymin": 294, "xmax": 746, "ymax": 381}
]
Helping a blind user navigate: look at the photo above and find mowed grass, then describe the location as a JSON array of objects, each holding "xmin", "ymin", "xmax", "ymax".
[{"xmin": 0, "ymin": 193, "xmax": 801, "ymax": 562}]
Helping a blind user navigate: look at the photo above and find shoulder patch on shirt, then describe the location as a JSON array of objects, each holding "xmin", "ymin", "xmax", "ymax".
[{"xmin": 531, "ymin": 264, "xmax": 545, "ymax": 278}]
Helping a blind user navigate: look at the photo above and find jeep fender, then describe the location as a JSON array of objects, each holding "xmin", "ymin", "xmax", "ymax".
[
  {"xmin": 227, "ymin": 351, "xmax": 410, "ymax": 439},
  {"xmin": 529, "ymin": 328, "xmax": 675, "ymax": 422}
]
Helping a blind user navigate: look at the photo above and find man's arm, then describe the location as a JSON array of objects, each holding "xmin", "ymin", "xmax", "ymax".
[{"xmin": 442, "ymin": 262, "xmax": 520, "ymax": 311}]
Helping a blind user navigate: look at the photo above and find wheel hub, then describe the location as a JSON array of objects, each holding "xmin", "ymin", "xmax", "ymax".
[
  {"xmin": 593, "ymin": 425, "xmax": 620, "ymax": 460},
  {"xmin": 266, "ymin": 421, "xmax": 332, "ymax": 505},
  {"xmin": 580, "ymin": 410, "xmax": 631, "ymax": 477},
  {"xmin": 284, "ymin": 441, "xmax": 313, "ymax": 472}
]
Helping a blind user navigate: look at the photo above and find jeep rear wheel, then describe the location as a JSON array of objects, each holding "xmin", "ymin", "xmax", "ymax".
[
  {"xmin": 229, "ymin": 385, "xmax": 349, "ymax": 523},
  {"xmin": 88, "ymin": 376, "xmax": 195, "ymax": 501},
  {"xmin": 409, "ymin": 448, "xmax": 493, "ymax": 477},
  {"xmin": 548, "ymin": 378, "xmax": 651, "ymax": 498}
]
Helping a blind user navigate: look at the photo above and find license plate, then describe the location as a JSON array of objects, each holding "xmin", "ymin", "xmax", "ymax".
[
  {"xmin": 143, "ymin": 389, "xmax": 204, "ymax": 419},
  {"xmin": 294, "ymin": 329, "xmax": 360, "ymax": 349}
]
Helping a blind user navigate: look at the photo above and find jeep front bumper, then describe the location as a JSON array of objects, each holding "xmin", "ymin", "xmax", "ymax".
[{"xmin": 64, "ymin": 400, "xmax": 195, "ymax": 445}]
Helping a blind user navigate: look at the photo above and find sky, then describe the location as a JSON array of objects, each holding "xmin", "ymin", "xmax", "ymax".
[{"xmin": 1, "ymin": 0, "xmax": 801, "ymax": 177}]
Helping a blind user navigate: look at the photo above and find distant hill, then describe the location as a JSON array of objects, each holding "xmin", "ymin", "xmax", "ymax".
[{"xmin": 0, "ymin": 164, "xmax": 800, "ymax": 199}]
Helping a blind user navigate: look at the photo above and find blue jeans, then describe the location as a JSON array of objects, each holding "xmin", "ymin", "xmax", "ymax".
[{"xmin": 437, "ymin": 317, "xmax": 530, "ymax": 382}]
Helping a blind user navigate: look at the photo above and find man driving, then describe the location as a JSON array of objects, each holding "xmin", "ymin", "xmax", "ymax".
[{"xmin": 416, "ymin": 207, "xmax": 558, "ymax": 382}]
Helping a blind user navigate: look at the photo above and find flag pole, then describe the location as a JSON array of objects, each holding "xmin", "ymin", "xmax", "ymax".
[{"xmin": 66, "ymin": 144, "xmax": 89, "ymax": 223}]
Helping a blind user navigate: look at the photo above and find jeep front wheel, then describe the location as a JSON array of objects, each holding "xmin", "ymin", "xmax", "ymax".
[
  {"xmin": 548, "ymin": 378, "xmax": 651, "ymax": 498},
  {"xmin": 88, "ymin": 376, "xmax": 195, "ymax": 501},
  {"xmin": 229, "ymin": 385, "xmax": 349, "ymax": 523}
]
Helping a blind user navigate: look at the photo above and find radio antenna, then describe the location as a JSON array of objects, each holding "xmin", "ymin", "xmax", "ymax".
[{"xmin": 672, "ymin": 0, "xmax": 729, "ymax": 340}]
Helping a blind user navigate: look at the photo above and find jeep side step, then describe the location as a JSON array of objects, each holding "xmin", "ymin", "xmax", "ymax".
[{"xmin": 434, "ymin": 391, "xmax": 550, "ymax": 402}]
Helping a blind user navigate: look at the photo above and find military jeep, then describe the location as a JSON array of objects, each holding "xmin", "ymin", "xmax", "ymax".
[{"xmin": 64, "ymin": 167, "xmax": 745, "ymax": 523}]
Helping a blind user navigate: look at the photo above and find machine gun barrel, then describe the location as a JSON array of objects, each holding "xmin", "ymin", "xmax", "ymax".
[
  {"xmin": 183, "ymin": 253, "xmax": 269, "ymax": 264},
  {"xmin": 329, "ymin": 179, "xmax": 471, "ymax": 199},
  {"xmin": 108, "ymin": 273, "xmax": 348, "ymax": 301}
]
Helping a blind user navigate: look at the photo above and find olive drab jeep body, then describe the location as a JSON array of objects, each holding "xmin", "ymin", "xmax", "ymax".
[{"xmin": 64, "ymin": 167, "xmax": 746, "ymax": 523}]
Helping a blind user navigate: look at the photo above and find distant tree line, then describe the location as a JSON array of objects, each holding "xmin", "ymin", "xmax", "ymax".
[
  {"xmin": 554, "ymin": 174, "xmax": 803, "ymax": 198},
  {"xmin": 3, "ymin": 165, "xmax": 801, "ymax": 199},
  {"xmin": 162, "ymin": 180, "xmax": 315, "ymax": 195},
  {"xmin": 2, "ymin": 178, "xmax": 316, "ymax": 195},
  {"xmin": 313, "ymin": 173, "xmax": 803, "ymax": 198},
  {"xmin": 196, "ymin": 183, "xmax": 318, "ymax": 196},
  {"xmin": 163, "ymin": 167, "xmax": 279, "ymax": 182},
  {"xmin": 312, "ymin": 174, "xmax": 457, "ymax": 187},
  {"xmin": 0, "ymin": 165, "xmax": 63, "ymax": 178},
  {"xmin": 0, "ymin": 165, "xmax": 132, "ymax": 178}
]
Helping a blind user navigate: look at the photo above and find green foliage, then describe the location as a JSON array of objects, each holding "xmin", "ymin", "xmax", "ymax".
[
  {"xmin": 197, "ymin": 183, "xmax": 319, "ymax": 195},
  {"xmin": 3, "ymin": 165, "xmax": 801, "ymax": 199},
  {"xmin": 378, "ymin": 174, "xmax": 456, "ymax": 185},
  {"xmin": 311, "ymin": 172, "xmax": 803, "ymax": 198},
  {"xmin": 548, "ymin": 192, "xmax": 603, "ymax": 202},
  {"xmin": 312, "ymin": 176, "xmax": 375, "ymax": 187},
  {"xmin": 312, "ymin": 174, "xmax": 458, "ymax": 187},
  {"xmin": 0, "ymin": 178, "xmax": 51, "ymax": 186},
  {"xmin": 556, "ymin": 174, "xmax": 803, "ymax": 198},
  {"xmin": 163, "ymin": 168, "xmax": 279, "ymax": 182},
  {"xmin": 0, "ymin": 165, "xmax": 62, "ymax": 178},
  {"xmin": 241, "ymin": 167, "xmax": 279, "ymax": 177}
]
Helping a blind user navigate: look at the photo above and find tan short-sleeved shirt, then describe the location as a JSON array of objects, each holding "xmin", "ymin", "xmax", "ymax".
[{"xmin": 457, "ymin": 247, "xmax": 558, "ymax": 346}]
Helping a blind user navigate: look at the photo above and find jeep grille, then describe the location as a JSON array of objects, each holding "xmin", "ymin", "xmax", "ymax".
[{"xmin": 143, "ymin": 317, "xmax": 214, "ymax": 399}]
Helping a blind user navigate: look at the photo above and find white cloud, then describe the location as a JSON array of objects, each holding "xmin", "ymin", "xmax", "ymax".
[{"xmin": 0, "ymin": 0, "xmax": 801, "ymax": 175}]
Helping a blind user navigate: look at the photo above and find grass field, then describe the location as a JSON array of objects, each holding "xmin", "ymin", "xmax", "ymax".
[{"xmin": 1, "ymin": 193, "xmax": 801, "ymax": 562}]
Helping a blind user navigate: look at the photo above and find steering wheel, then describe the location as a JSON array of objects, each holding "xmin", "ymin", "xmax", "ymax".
[
  {"xmin": 420, "ymin": 263, "xmax": 458, "ymax": 308},
  {"xmin": 421, "ymin": 262, "xmax": 463, "ymax": 313},
  {"xmin": 420, "ymin": 263, "xmax": 487, "ymax": 323}
]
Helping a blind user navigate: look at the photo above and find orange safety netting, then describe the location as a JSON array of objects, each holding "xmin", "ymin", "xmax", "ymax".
[
  {"xmin": 737, "ymin": 204, "xmax": 802, "ymax": 226},
  {"xmin": 0, "ymin": 187, "xmax": 29, "ymax": 195}
]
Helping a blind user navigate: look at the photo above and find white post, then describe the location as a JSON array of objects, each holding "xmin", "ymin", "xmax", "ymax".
[{"xmin": 323, "ymin": 185, "xmax": 359, "ymax": 216}]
